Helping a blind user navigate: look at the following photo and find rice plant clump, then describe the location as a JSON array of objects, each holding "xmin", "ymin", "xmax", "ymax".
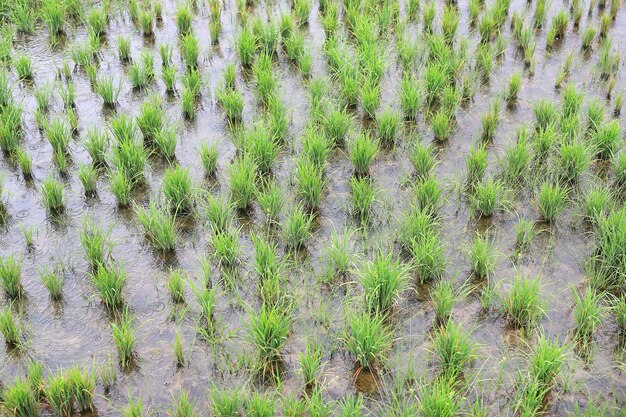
[
  {"xmin": 502, "ymin": 275, "xmax": 545, "ymax": 328},
  {"xmin": 135, "ymin": 202, "xmax": 177, "ymax": 252},
  {"xmin": 359, "ymin": 251, "xmax": 409, "ymax": 315},
  {"xmin": 343, "ymin": 311, "xmax": 392, "ymax": 370}
]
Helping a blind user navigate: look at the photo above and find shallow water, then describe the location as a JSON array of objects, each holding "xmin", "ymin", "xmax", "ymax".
[{"xmin": 1, "ymin": 0, "xmax": 626, "ymax": 415}]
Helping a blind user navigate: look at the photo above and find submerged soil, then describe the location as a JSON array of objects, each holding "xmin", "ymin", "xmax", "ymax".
[{"xmin": 1, "ymin": 0, "xmax": 625, "ymax": 415}]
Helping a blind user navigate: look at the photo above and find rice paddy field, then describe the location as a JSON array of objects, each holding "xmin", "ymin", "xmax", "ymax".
[{"xmin": 0, "ymin": 0, "xmax": 625, "ymax": 415}]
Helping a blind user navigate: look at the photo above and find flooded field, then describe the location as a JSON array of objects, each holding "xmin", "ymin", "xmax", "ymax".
[{"xmin": 0, "ymin": 0, "xmax": 625, "ymax": 415}]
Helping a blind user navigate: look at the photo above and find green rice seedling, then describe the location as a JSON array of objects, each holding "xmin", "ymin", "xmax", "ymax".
[
  {"xmin": 222, "ymin": 64, "xmax": 236, "ymax": 91},
  {"xmin": 67, "ymin": 366, "xmax": 95, "ymax": 412},
  {"xmin": 360, "ymin": 251, "xmax": 409, "ymax": 315},
  {"xmin": 228, "ymin": 155, "xmax": 257, "ymax": 210},
  {"xmin": 361, "ymin": 80, "xmax": 380, "ymax": 119},
  {"xmin": 514, "ymin": 219, "xmax": 537, "ymax": 251},
  {"xmin": 96, "ymin": 76, "xmax": 121, "ymax": 107},
  {"xmin": 159, "ymin": 43, "xmax": 173, "ymax": 68},
  {"xmin": 323, "ymin": 227, "xmax": 353, "ymax": 279},
  {"xmin": 537, "ymin": 182, "xmax": 567, "ymax": 222},
  {"xmin": 466, "ymin": 143, "xmax": 488, "ymax": 184},
  {"xmin": 350, "ymin": 177, "xmax": 375, "ymax": 219},
  {"xmin": 153, "ymin": 126, "xmax": 177, "ymax": 161},
  {"xmin": 88, "ymin": 7, "xmax": 106, "ymax": 36},
  {"xmin": 247, "ymin": 303, "xmax": 291, "ymax": 370},
  {"xmin": 0, "ymin": 305, "xmax": 21, "ymax": 346},
  {"xmin": 400, "ymin": 74, "xmax": 421, "ymax": 121},
  {"xmin": 586, "ymin": 98, "xmax": 606, "ymax": 135},
  {"xmin": 77, "ymin": 164, "xmax": 97, "ymax": 197},
  {"xmin": 162, "ymin": 66, "xmax": 176, "ymax": 93},
  {"xmin": 590, "ymin": 207, "xmax": 626, "ymax": 291},
  {"xmin": 505, "ymin": 71, "xmax": 522, "ymax": 105},
  {"xmin": 198, "ymin": 142, "xmax": 218, "ymax": 176},
  {"xmin": 39, "ymin": 267, "xmax": 64, "ymax": 300},
  {"xmin": 469, "ymin": 233, "xmax": 497, "ymax": 279},
  {"xmin": 210, "ymin": 387, "xmax": 240, "ymax": 417},
  {"xmin": 397, "ymin": 204, "xmax": 437, "ymax": 249},
  {"xmin": 176, "ymin": 3, "xmax": 193, "ymax": 35},
  {"xmin": 205, "ymin": 194, "xmax": 233, "ymax": 232},
  {"xmin": 411, "ymin": 232, "xmax": 446, "ymax": 283},
  {"xmin": 581, "ymin": 25, "xmax": 597, "ymax": 50},
  {"xmin": 559, "ymin": 140, "xmax": 590, "ymax": 182},
  {"xmin": 45, "ymin": 371, "xmax": 74, "ymax": 417},
  {"xmin": 562, "ymin": 83, "xmax": 584, "ymax": 119},
  {"xmin": 299, "ymin": 341, "xmax": 323, "ymax": 388},
  {"xmin": 2, "ymin": 377, "xmax": 39, "ymax": 417},
  {"xmin": 533, "ymin": 100, "xmax": 558, "ymax": 131},
  {"xmin": 441, "ymin": 84, "xmax": 461, "ymax": 115},
  {"xmin": 137, "ymin": 97, "xmax": 164, "ymax": 143},
  {"xmin": 0, "ymin": 103, "xmax": 23, "ymax": 154},
  {"xmin": 181, "ymin": 88, "xmax": 196, "ymax": 120},
  {"xmin": 59, "ymin": 81, "xmax": 75, "ymax": 109},
  {"xmin": 573, "ymin": 288, "xmax": 604, "ymax": 343},
  {"xmin": 257, "ymin": 179, "xmax": 283, "ymax": 224},
  {"xmin": 283, "ymin": 205, "xmax": 314, "ymax": 248},
  {"xmin": 245, "ymin": 123, "xmax": 279, "ymax": 173},
  {"xmin": 169, "ymin": 389, "xmax": 195, "ymax": 417},
  {"xmin": 348, "ymin": 131, "xmax": 379, "ymax": 175},
  {"xmin": 84, "ymin": 128, "xmax": 107, "ymax": 166},
  {"xmin": 172, "ymin": 332, "xmax": 185, "ymax": 365},
  {"xmin": 217, "ymin": 88, "xmax": 244, "ymax": 123},
  {"xmin": 481, "ymin": 101, "xmax": 501, "ymax": 141},
  {"xmin": 529, "ymin": 335, "xmax": 566, "ymax": 387},
  {"xmin": 13, "ymin": 54, "xmax": 33, "ymax": 80},
  {"xmin": 430, "ymin": 279, "xmax": 458, "ymax": 323},
  {"xmin": 431, "ymin": 110, "xmax": 453, "ymax": 141},
  {"xmin": 414, "ymin": 176, "xmax": 442, "ymax": 213},
  {"xmin": 582, "ymin": 186, "xmax": 611, "ymax": 224},
  {"xmin": 614, "ymin": 153, "xmax": 626, "ymax": 186},
  {"xmin": 593, "ymin": 119, "xmax": 621, "ymax": 159},
  {"xmin": 302, "ymin": 128, "xmax": 329, "ymax": 169},
  {"xmin": 40, "ymin": 176, "xmax": 64, "ymax": 212},
  {"xmin": 110, "ymin": 171, "xmax": 132, "ymax": 207},
  {"xmin": 211, "ymin": 227, "xmax": 239, "ymax": 267},
  {"xmin": 2, "ymin": 378, "xmax": 40, "ymax": 417},
  {"xmin": 11, "ymin": 0, "xmax": 35, "ymax": 33},
  {"xmin": 257, "ymin": 19, "xmax": 281, "ymax": 56},
  {"xmin": 163, "ymin": 166, "xmax": 194, "ymax": 213},
  {"xmin": 0, "ymin": 70, "xmax": 12, "ymax": 107},
  {"xmin": 614, "ymin": 91, "xmax": 624, "ymax": 116},
  {"xmin": 124, "ymin": 394, "xmax": 144, "ymax": 417},
  {"xmin": 20, "ymin": 224, "xmax": 34, "ymax": 248},
  {"xmin": 92, "ymin": 264, "xmax": 126, "ymax": 310},
  {"xmin": 180, "ymin": 33, "xmax": 199, "ymax": 68},
  {"xmin": 502, "ymin": 275, "xmax": 545, "ymax": 328},
  {"xmin": 135, "ymin": 202, "xmax": 177, "ymax": 252},
  {"xmin": 42, "ymin": 0, "xmax": 63, "ymax": 37},
  {"xmin": 251, "ymin": 232, "xmax": 279, "ymax": 281},
  {"xmin": 246, "ymin": 392, "xmax": 275, "ymax": 417},
  {"xmin": 209, "ymin": 19, "xmax": 221, "ymax": 45},
  {"xmin": 45, "ymin": 118, "xmax": 71, "ymax": 155},
  {"xmin": 98, "ymin": 355, "xmax": 117, "ymax": 392},
  {"xmin": 344, "ymin": 311, "xmax": 392, "ymax": 370},
  {"xmin": 409, "ymin": 142, "xmax": 437, "ymax": 180},
  {"xmin": 376, "ymin": 108, "xmax": 400, "ymax": 146},
  {"xmin": 598, "ymin": 38, "xmax": 620, "ymax": 79},
  {"xmin": 236, "ymin": 25, "xmax": 256, "ymax": 67},
  {"xmin": 139, "ymin": 8, "xmax": 153, "ymax": 37},
  {"xmin": 614, "ymin": 296, "xmax": 626, "ymax": 332},
  {"xmin": 167, "ymin": 269, "xmax": 186, "ymax": 304},
  {"xmin": 546, "ymin": 9, "xmax": 569, "ymax": 47},
  {"xmin": 117, "ymin": 37, "xmax": 131, "ymax": 63},
  {"xmin": 16, "ymin": 149, "xmax": 32, "ymax": 179},
  {"xmin": 112, "ymin": 309, "xmax": 135, "ymax": 367},
  {"xmin": 431, "ymin": 320, "xmax": 474, "ymax": 379},
  {"xmin": 502, "ymin": 136, "xmax": 531, "ymax": 184},
  {"xmin": 192, "ymin": 281, "xmax": 215, "ymax": 327},
  {"xmin": 324, "ymin": 107, "xmax": 352, "ymax": 146},
  {"xmin": 294, "ymin": 156, "xmax": 326, "ymax": 211}
]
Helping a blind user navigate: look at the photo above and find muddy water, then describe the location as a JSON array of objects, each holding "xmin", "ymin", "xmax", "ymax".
[{"xmin": 1, "ymin": 0, "xmax": 625, "ymax": 415}]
